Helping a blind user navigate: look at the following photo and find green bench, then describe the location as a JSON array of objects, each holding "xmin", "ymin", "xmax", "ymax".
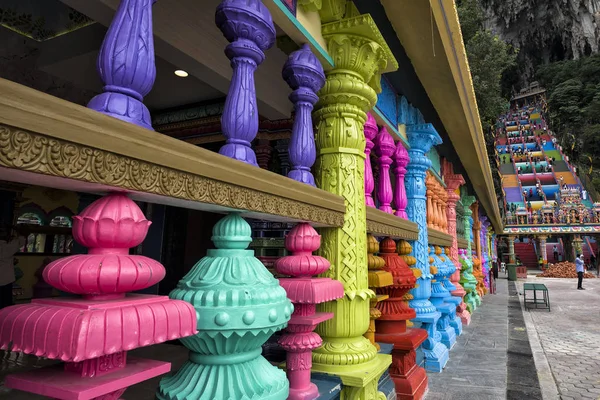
[{"xmin": 523, "ymin": 283, "xmax": 550, "ymax": 311}]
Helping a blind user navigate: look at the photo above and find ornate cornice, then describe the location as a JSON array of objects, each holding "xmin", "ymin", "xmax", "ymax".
[
  {"xmin": 0, "ymin": 79, "xmax": 347, "ymax": 227},
  {"xmin": 503, "ymin": 225, "xmax": 600, "ymax": 235},
  {"xmin": 427, "ymin": 227, "xmax": 453, "ymax": 247},
  {"xmin": 0, "ymin": 124, "xmax": 346, "ymax": 226},
  {"xmin": 366, "ymin": 207, "xmax": 419, "ymax": 240},
  {"xmin": 457, "ymin": 238, "xmax": 468, "ymax": 249}
]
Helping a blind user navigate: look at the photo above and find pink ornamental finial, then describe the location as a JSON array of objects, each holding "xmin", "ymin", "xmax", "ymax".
[
  {"xmin": 276, "ymin": 223, "xmax": 330, "ymax": 277},
  {"xmin": 276, "ymin": 223, "xmax": 344, "ymax": 400},
  {"xmin": 44, "ymin": 193, "xmax": 165, "ymax": 299},
  {"xmin": 364, "ymin": 112, "xmax": 378, "ymax": 207},
  {"xmin": 375, "ymin": 126, "xmax": 395, "ymax": 214}
]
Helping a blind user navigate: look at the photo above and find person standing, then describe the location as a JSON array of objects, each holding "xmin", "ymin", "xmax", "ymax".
[
  {"xmin": 576, "ymin": 254, "xmax": 585, "ymax": 290},
  {"xmin": 0, "ymin": 228, "xmax": 25, "ymax": 309},
  {"xmin": 553, "ymin": 245, "xmax": 558, "ymax": 261}
]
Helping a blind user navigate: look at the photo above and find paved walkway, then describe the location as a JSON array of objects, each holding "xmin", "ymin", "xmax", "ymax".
[
  {"xmin": 426, "ymin": 278, "xmax": 511, "ymax": 400},
  {"xmin": 519, "ymin": 276, "xmax": 600, "ymax": 400}
]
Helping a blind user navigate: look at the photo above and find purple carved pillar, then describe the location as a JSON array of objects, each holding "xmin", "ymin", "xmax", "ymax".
[
  {"xmin": 364, "ymin": 113, "xmax": 378, "ymax": 207},
  {"xmin": 88, "ymin": 0, "xmax": 157, "ymax": 130},
  {"xmin": 393, "ymin": 141, "xmax": 409, "ymax": 219},
  {"xmin": 283, "ymin": 44, "xmax": 325, "ymax": 186},
  {"xmin": 215, "ymin": 0, "xmax": 276, "ymax": 166},
  {"xmin": 375, "ymin": 126, "xmax": 395, "ymax": 214}
]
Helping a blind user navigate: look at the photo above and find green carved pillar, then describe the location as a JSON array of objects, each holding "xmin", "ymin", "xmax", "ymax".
[
  {"xmin": 312, "ymin": 5, "xmax": 398, "ymax": 399},
  {"xmin": 459, "ymin": 195, "xmax": 479, "ymax": 312},
  {"xmin": 157, "ymin": 213, "xmax": 292, "ymax": 399}
]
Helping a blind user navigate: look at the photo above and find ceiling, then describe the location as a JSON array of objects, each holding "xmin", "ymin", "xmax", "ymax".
[{"xmin": 0, "ymin": 0, "xmax": 224, "ymax": 112}]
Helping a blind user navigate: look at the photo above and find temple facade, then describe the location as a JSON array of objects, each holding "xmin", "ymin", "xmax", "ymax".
[{"xmin": 0, "ymin": 0, "xmax": 501, "ymax": 399}]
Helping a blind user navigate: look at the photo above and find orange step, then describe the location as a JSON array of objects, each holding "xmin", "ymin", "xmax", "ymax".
[
  {"xmin": 502, "ymin": 175, "xmax": 519, "ymax": 187},
  {"xmin": 555, "ymin": 172, "xmax": 577, "ymax": 184}
]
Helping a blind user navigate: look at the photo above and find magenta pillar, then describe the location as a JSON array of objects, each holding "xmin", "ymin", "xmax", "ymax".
[
  {"xmin": 0, "ymin": 193, "xmax": 196, "ymax": 399},
  {"xmin": 393, "ymin": 141, "xmax": 409, "ymax": 219},
  {"xmin": 87, "ymin": 0, "xmax": 157, "ymax": 130},
  {"xmin": 364, "ymin": 112, "xmax": 378, "ymax": 207},
  {"xmin": 375, "ymin": 126, "xmax": 395, "ymax": 214},
  {"xmin": 276, "ymin": 223, "xmax": 344, "ymax": 400}
]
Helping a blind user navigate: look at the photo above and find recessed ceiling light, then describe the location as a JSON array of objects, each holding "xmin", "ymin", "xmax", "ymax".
[{"xmin": 174, "ymin": 70, "xmax": 188, "ymax": 77}]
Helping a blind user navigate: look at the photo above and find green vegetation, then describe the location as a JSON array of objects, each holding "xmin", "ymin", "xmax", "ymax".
[{"xmin": 537, "ymin": 54, "xmax": 600, "ymax": 195}]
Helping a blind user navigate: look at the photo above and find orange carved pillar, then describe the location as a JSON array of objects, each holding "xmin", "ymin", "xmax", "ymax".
[
  {"xmin": 426, "ymin": 173, "xmax": 434, "ymax": 230},
  {"xmin": 443, "ymin": 166, "xmax": 471, "ymax": 325}
]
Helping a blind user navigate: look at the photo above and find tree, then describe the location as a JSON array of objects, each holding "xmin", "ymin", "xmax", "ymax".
[
  {"xmin": 537, "ymin": 54, "xmax": 600, "ymax": 199},
  {"xmin": 467, "ymin": 31, "xmax": 517, "ymax": 130}
]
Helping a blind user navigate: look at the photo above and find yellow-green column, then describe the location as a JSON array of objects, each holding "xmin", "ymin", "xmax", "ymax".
[{"xmin": 312, "ymin": 7, "xmax": 398, "ymax": 400}]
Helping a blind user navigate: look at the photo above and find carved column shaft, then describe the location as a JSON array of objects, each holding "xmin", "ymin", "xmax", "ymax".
[
  {"xmin": 508, "ymin": 235, "xmax": 516, "ymax": 264},
  {"xmin": 88, "ymin": 0, "xmax": 157, "ymax": 129},
  {"xmin": 283, "ymin": 44, "xmax": 325, "ymax": 186},
  {"xmin": 393, "ymin": 142, "xmax": 409, "ymax": 219},
  {"xmin": 405, "ymin": 121, "xmax": 448, "ymax": 373},
  {"xmin": 538, "ymin": 235, "xmax": 548, "ymax": 263},
  {"xmin": 375, "ymin": 126, "xmax": 395, "ymax": 214},
  {"xmin": 216, "ymin": 0, "xmax": 275, "ymax": 166},
  {"xmin": 364, "ymin": 113, "xmax": 378, "ymax": 207},
  {"xmin": 312, "ymin": 16, "xmax": 395, "ymax": 397}
]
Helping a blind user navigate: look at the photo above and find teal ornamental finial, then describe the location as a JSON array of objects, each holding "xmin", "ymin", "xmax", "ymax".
[{"xmin": 157, "ymin": 212, "xmax": 292, "ymax": 400}]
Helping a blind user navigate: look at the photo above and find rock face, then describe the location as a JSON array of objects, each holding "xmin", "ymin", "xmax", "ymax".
[{"xmin": 480, "ymin": 0, "xmax": 600, "ymax": 79}]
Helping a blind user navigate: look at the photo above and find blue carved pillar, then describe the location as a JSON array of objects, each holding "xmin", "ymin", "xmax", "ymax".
[
  {"xmin": 216, "ymin": 0, "xmax": 276, "ymax": 166},
  {"xmin": 88, "ymin": 0, "xmax": 157, "ymax": 130},
  {"xmin": 405, "ymin": 122, "xmax": 449, "ymax": 372},
  {"xmin": 440, "ymin": 247, "xmax": 463, "ymax": 337},
  {"xmin": 282, "ymin": 44, "xmax": 325, "ymax": 186},
  {"xmin": 429, "ymin": 245, "xmax": 458, "ymax": 349}
]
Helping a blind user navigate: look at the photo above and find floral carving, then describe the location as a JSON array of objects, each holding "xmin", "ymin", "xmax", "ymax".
[{"xmin": 0, "ymin": 125, "xmax": 344, "ymax": 226}]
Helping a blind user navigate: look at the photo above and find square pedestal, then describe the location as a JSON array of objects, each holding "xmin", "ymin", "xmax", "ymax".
[{"xmin": 6, "ymin": 357, "xmax": 170, "ymax": 400}]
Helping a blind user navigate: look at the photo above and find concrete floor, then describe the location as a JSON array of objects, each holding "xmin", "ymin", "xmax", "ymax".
[
  {"xmin": 0, "ymin": 344, "xmax": 190, "ymax": 399},
  {"xmin": 2, "ymin": 276, "xmax": 597, "ymax": 400},
  {"xmin": 518, "ymin": 276, "xmax": 600, "ymax": 400},
  {"xmin": 425, "ymin": 279, "xmax": 511, "ymax": 400}
]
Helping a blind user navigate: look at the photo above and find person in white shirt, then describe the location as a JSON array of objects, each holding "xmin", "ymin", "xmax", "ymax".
[{"xmin": 0, "ymin": 228, "xmax": 26, "ymax": 309}]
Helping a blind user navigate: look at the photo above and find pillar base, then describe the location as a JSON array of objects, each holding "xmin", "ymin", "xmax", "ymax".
[
  {"xmin": 423, "ymin": 342, "xmax": 449, "ymax": 373},
  {"xmin": 464, "ymin": 293, "xmax": 478, "ymax": 313},
  {"xmin": 436, "ymin": 303, "xmax": 457, "ymax": 350},
  {"xmin": 507, "ymin": 264, "xmax": 517, "ymax": 281},
  {"xmin": 415, "ymin": 313, "xmax": 449, "ymax": 373},
  {"xmin": 456, "ymin": 302, "xmax": 471, "ymax": 326},
  {"xmin": 377, "ymin": 343, "xmax": 397, "ymax": 400},
  {"xmin": 311, "ymin": 353, "xmax": 392, "ymax": 399},
  {"xmin": 444, "ymin": 296, "xmax": 463, "ymax": 336},
  {"xmin": 376, "ymin": 329, "xmax": 428, "ymax": 400}
]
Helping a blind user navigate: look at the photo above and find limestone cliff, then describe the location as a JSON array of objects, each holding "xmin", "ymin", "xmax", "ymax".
[{"xmin": 480, "ymin": 0, "xmax": 600, "ymax": 81}]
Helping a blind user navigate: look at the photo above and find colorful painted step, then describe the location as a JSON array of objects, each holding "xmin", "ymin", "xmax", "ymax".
[
  {"xmin": 500, "ymin": 164, "xmax": 516, "ymax": 175},
  {"xmin": 514, "ymin": 242, "xmax": 538, "ymax": 268},
  {"xmin": 555, "ymin": 171, "xmax": 577, "ymax": 184},
  {"xmin": 504, "ymin": 187, "xmax": 524, "ymax": 203},
  {"xmin": 502, "ymin": 175, "xmax": 519, "ymax": 187},
  {"xmin": 544, "ymin": 149, "xmax": 561, "ymax": 160}
]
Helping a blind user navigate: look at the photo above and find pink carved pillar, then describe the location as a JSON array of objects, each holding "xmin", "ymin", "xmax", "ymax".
[
  {"xmin": 393, "ymin": 141, "xmax": 409, "ymax": 219},
  {"xmin": 443, "ymin": 159, "xmax": 470, "ymax": 325},
  {"xmin": 375, "ymin": 126, "xmax": 395, "ymax": 213},
  {"xmin": 276, "ymin": 223, "xmax": 344, "ymax": 400},
  {"xmin": 0, "ymin": 193, "xmax": 197, "ymax": 399},
  {"xmin": 364, "ymin": 112, "xmax": 378, "ymax": 207}
]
